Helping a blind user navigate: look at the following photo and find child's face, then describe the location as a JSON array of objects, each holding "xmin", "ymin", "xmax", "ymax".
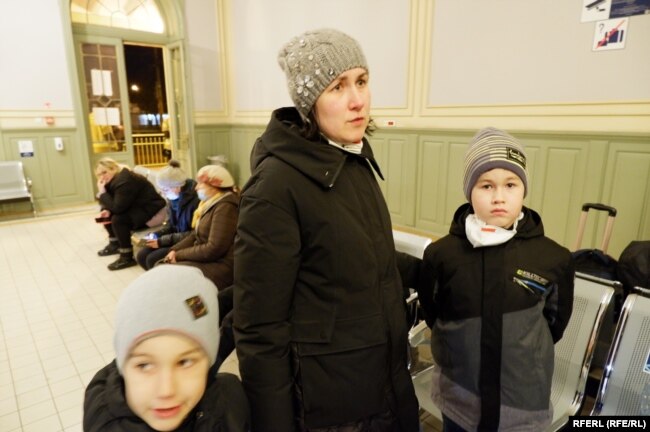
[
  {"xmin": 470, "ymin": 168, "xmax": 525, "ymax": 228},
  {"xmin": 123, "ymin": 333, "xmax": 210, "ymax": 431}
]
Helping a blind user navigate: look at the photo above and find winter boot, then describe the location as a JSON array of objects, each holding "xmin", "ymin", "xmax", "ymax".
[
  {"xmin": 98, "ymin": 239, "xmax": 119, "ymax": 256},
  {"xmin": 107, "ymin": 248, "xmax": 137, "ymax": 271}
]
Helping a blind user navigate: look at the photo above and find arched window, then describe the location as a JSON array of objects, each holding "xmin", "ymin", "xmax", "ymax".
[{"xmin": 70, "ymin": 0, "xmax": 164, "ymax": 34}]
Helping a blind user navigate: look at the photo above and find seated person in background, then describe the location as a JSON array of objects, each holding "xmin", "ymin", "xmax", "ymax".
[
  {"xmin": 163, "ymin": 165, "xmax": 239, "ymax": 290},
  {"xmin": 136, "ymin": 160, "xmax": 200, "ymax": 270},
  {"xmin": 83, "ymin": 265, "xmax": 250, "ymax": 431},
  {"xmin": 95, "ymin": 157, "xmax": 166, "ymax": 271}
]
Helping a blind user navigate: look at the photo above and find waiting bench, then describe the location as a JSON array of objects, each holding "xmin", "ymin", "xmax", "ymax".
[{"xmin": 0, "ymin": 161, "xmax": 36, "ymax": 217}]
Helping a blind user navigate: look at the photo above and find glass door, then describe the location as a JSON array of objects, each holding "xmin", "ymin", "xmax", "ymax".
[
  {"xmin": 76, "ymin": 36, "xmax": 134, "ymax": 168},
  {"xmin": 166, "ymin": 42, "xmax": 193, "ymax": 173}
]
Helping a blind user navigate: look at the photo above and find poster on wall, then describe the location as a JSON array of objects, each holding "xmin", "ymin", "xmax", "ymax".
[
  {"xmin": 610, "ymin": 0, "xmax": 650, "ymax": 18},
  {"xmin": 593, "ymin": 17, "xmax": 629, "ymax": 50},
  {"xmin": 582, "ymin": 0, "xmax": 612, "ymax": 22}
]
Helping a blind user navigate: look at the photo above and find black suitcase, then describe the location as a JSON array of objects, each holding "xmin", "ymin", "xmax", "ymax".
[{"xmin": 571, "ymin": 203, "xmax": 618, "ymax": 282}]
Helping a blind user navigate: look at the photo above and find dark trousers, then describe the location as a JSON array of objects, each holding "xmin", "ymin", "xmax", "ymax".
[
  {"xmin": 136, "ymin": 246, "xmax": 171, "ymax": 270},
  {"xmin": 443, "ymin": 415, "xmax": 468, "ymax": 432},
  {"xmin": 103, "ymin": 213, "xmax": 139, "ymax": 249}
]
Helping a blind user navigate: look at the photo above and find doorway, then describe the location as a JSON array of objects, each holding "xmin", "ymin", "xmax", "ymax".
[
  {"xmin": 125, "ymin": 44, "xmax": 170, "ymax": 167},
  {"xmin": 69, "ymin": 0, "xmax": 193, "ymax": 177}
]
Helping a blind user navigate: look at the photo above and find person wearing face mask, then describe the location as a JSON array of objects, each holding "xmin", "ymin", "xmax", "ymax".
[
  {"xmin": 135, "ymin": 160, "xmax": 200, "ymax": 270},
  {"xmin": 162, "ymin": 165, "xmax": 239, "ymax": 290}
]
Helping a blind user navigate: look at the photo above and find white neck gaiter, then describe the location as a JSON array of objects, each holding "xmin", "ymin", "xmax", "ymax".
[
  {"xmin": 465, "ymin": 212, "xmax": 524, "ymax": 248},
  {"xmin": 326, "ymin": 138, "xmax": 363, "ymax": 154}
]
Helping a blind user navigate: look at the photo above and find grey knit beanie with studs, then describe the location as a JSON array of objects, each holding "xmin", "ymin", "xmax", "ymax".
[
  {"xmin": 463, "ymin": 127, "xmax": 528, "ymax": 202},
  {"xmin": 113, "ymin": 265, "xmax": 219, "ymax": 374},
  {"xmin": 278, "ymin": 28, "xmax": 368, "ymax": 119},
  {"xmin": 156, "ymin": 160, "xmax": 187, "ymax": 189}
]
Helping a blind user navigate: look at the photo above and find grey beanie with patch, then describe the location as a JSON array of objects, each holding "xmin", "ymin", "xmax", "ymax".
[
  {"xmin": 278, "ymin": 28, "xmax": 368, "ymax": 119},
  {"xmin": 113, "ymin": 265, "xmax": 219, "ymax": 374},
  {"xmin": 463, "ymin": 127, "xmax": 528, "ymax": 202}
]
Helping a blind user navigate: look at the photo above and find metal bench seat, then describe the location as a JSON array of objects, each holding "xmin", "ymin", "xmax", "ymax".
[{"xmin": 0, "ymin": 161, "xmax": 36, "ymax": 217}]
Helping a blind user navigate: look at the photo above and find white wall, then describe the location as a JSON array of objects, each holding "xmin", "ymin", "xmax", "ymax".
[
  {"xmin": 0, "ymin": 0, "xmax": 73, "ymax": 110},
  {"xmin": 229, "ymin": 0, "xmax": 410, "ymax": 112},
  {"xmin": 428, "ymin": 0, "xmax": 650, "ymax": 106},
  {"xmin": 185, "ymin": 0, "xmax": 224, "ymax": 112}
]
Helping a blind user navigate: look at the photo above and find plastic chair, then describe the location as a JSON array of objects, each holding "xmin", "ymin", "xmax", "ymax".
[{"xmin": 591, "ymin": 290, "xmax": 650, "ymax": 416}]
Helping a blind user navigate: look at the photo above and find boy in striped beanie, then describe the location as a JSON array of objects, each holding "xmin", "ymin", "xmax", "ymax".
[{"xmin": 415, "ymin": 126, "xmax": 574, "ymax": 431}]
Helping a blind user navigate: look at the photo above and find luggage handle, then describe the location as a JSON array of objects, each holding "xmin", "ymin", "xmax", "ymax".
[
  {"xmin": 573, "ymin": 202, "xmax": 617, "ymax": 253},
  {"xmin": 581, "ymin": 203, "xmax": 617, "ymax": 217}
]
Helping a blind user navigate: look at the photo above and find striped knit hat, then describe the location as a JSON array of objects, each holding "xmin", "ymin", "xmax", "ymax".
[{"xmin": 463, "ymin": 127, "xmax": 528, "ymax": 202}]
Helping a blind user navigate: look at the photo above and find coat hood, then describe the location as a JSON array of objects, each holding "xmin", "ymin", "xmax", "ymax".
[
  {"xmin": 449, "ymin": 202, "xmax": 545, "ymax": 240},
  {"xmin": 250, "ymin": 107, "xmax": 383, "ymax": 189}
]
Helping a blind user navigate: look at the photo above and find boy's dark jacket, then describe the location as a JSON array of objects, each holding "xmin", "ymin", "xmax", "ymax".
[
  {"xmin": 83, "ymin": 360, "xmax": 250, "ymax": 431},
  {"xmin": 417, "ymin": 203, "xmax": 574, "ymax": 432}
]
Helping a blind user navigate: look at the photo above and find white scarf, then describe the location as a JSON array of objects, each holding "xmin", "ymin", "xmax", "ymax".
[
  {"xmin": 465, "ymin": 212, "xmax": 524, "ymax": 248},
  {"xmin": 326, "ymin": 138, "xmax": 363, "ymax": 154}
]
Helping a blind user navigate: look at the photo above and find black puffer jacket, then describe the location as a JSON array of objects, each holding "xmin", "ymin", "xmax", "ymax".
[
  {"xmin": 98, "ymin": 168, "xmax": 166, "ymax": 227},
  {"xmin": 417, "ymin": 203, "xmax": 575, "ymax": 432},
  {"xmin": 83, "ymin": 360, "xmax": 250, "ymax": 432},
  {"xmin": 233, "ymin": 107, "xmax": 419, "ymax": 432}
]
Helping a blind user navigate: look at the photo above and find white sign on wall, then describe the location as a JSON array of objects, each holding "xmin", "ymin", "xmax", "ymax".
[{"xmin": 593, "ymin": 18, "xmax": 629, "ymax": 51}]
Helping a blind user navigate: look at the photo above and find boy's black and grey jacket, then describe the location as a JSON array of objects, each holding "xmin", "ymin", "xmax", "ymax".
[
  {"xmin": 417, "ymin": 203, "xmax": 574, "ymax": 432},
  {"xmin": 83, "ymin": 360, "xmax": 250, "ymax": 431}
]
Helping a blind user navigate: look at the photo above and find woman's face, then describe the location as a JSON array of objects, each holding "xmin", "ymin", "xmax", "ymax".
[
  {"xmin": 160, "ymin": 186, "xmax": 182, "ymax": 201},
  {"xmin": 314, "ymin": 67, "xmax": 370, "ymax": 145},
  {"xmin": 95, "ymin": 165, "xmax": 116, "ymax": 184},
  {"xmin": 195, "ymin": 182, "xmax": 217, "ymax": 201}
]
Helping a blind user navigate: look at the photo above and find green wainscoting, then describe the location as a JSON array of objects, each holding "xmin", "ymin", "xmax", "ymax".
[
  {"xmin": 1, "ymin": 129, "xmax": 93, "ymax": 215},
  {"xmin": 4, "ymin": 124, "xmax": 646, "ymax": 260},
  {"xmin": 201, "ymin": 125, "xmax": 649, "ymax": 259}
]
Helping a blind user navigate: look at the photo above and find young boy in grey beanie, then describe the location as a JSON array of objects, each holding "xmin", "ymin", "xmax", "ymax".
[
  {"xmin": 83, "ymin": 265, "xmax": 250, "ymax": 431},
  {"xmin": 416, "ymin": 127, "xmax": 574, "ymax": 431},
  {"xmin": 233, "ymin": 28, "xmax": 419, "ymax": 431}
]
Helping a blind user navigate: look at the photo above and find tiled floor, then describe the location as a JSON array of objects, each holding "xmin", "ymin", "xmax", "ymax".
[
  {"xmin": 0, "ymin": 208, "xmax": 443, "ymax": 432},
  {"xmin": 0, "ymin": 209, "xmax": 144, "ymax": 431}
]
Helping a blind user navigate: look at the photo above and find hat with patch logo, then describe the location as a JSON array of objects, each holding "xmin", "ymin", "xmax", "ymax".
[
  {"xmin": 463, "ymin": 127, "xmax": 528, "ymax": 202},
  {"xmin": 113, "ymin": 265, "xmax": 219, "ymax": 374}
]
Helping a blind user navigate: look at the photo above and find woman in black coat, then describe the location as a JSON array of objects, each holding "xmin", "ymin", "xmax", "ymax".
[
  {"xmin": 95, "ymin": 157, "xmax": 166, "ymax": 270},
  {"xmin": 233, "ymin": 29, "xmax": 419, "ymax": 432}
]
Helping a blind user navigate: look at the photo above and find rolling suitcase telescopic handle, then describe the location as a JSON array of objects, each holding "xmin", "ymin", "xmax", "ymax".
[{"xmin": 573, "ymin": 203, "xmax": 617, "ymax": 253}]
